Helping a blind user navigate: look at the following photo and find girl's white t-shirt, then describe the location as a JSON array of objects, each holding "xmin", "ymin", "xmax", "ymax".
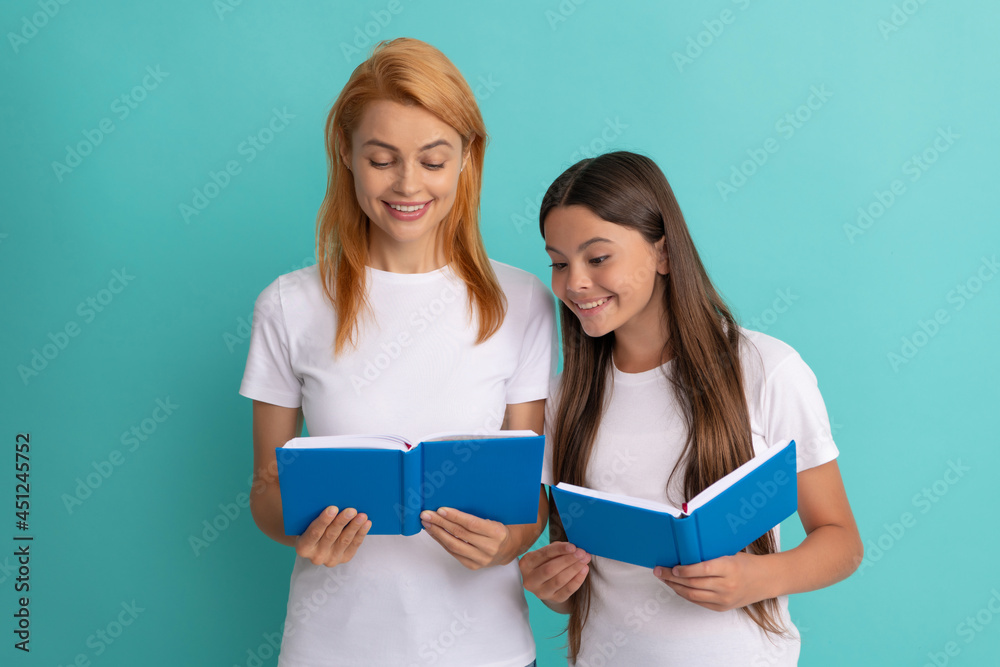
[
  {"xmin": 240, "ymin": 261, "xmax": 555, "ymax": 667},
  {"xmin": 542, "ymin": 329, "xmax": 839, "ymax": 667}
]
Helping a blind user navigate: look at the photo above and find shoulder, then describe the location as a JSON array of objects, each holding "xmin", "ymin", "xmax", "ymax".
[
  {"xmin": 739, "ymin": 328, "xmax": 804, "ymax": 378},
  {"xmin": 252, "ymin": 262, "xmax": 323, "ymax": 318},
  {"xmin": 489, "ymin": 259, "xmax": 548, "ymax": 297},
  {"xmin": 739, "ymin": 327, "xmax": 823, "ymax": 402}
]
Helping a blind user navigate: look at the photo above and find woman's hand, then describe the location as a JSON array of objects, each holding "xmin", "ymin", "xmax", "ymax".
[
  {"xmin": 519, "ymin": 542, "xmax": 591, "ymax": 604},
  {"xmin": 654, "ymin": 552, "xmax": 766, "ymax": 612},
  {"xmin": 294, "ymin": 506, "xmax": 371, "ymax": 567},
  {"xmin": 420, "ymin": 507, "xmax": 514, "ymax": 570}
]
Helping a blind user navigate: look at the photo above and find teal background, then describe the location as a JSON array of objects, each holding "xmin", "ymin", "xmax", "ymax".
[{"xmin": 1, "ymin": 0, "xmax": 998, "ymax": 665}]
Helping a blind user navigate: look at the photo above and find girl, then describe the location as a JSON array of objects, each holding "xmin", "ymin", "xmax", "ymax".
[
  {"xmin": 240, "ymin": 38, "xmax": 553, "ymax": 667},
  {"xmin": 519, "ymin": 152, "xmax": 862, "ymax": 665}
]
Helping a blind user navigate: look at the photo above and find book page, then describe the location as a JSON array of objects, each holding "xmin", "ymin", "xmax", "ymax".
[
  {"xmin": 282, "ymin": 434, "xmax": 411, "ymax": 451},
  {"xmin": 685, "ymin": 440, "xmax": 792, "ymax": 514},
  {"xmin": 420, "ymin": 429, "xmax": 538, "ymax": 442},
  {"xmin": 554, "ymin": 483, "xmax": 683, "ymax": 517}
]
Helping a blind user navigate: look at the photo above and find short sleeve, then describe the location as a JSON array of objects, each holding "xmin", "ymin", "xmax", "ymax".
[
  {"xmin": 238, "ymin": 277, "xmax": 303, "ymax": 408},
  {"xmin": 505, "ymin": 276, "xmax": 557, "ymax": 405},
  {"xmin": 540, "ymin": 375, "xmax": 562, "ymax": 486},
  {"xmin": 761, "ymin": 352, "xmax": 839, "ymax": 473}
]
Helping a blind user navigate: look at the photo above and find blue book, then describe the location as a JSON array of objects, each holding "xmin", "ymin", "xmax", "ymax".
[
  {"xmin": 276, "ymin": 431, "xmax": 544, "ymax": 536},
  {"xmin": 549, "ymin": 440, "xmax": 797, "ymax": 568}
]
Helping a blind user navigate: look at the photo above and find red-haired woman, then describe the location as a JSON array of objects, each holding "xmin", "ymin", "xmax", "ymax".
[{"xmin": 240, "ymin": 38, "xmax": 553, "ymax": 667}]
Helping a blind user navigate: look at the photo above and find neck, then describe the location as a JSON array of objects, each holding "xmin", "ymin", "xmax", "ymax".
[
  {"xmin": 612, "ymin": 280, "xmax": 671, "ymax": 373},
  {"xmin": 367, "ymin": 236, "xmax": 446, "ymax": 274},
  {"xmin": 612, "ymin": 327, "xmax": 671, "ymax": 373}
]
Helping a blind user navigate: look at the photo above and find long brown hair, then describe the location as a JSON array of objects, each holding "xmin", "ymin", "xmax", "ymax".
[
  {"xmin": 316, "ymin": 38, "xmax": 505, "ymax": 353},
  {"xmin": 540, "ymin": 152, "xmax": 785, "ymax": 661}
]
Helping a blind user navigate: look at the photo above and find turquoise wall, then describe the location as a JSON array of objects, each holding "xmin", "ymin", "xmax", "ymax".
[{"xmin": 2, "ymin": 1, "xmax": 998, "ymax": 665}]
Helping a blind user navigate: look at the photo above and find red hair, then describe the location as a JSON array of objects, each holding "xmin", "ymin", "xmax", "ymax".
[{"xmin": 316, "ymin": 37, "xmax": 505, "ymax": 353}]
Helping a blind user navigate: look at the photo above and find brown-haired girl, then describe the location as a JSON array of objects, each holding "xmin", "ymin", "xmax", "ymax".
[
  {"xmin": 519, "ymin": 151, "xmax": 862, "ymax": 666},
  {"xmin": 240, "ymin": 38, "xmax": 553, "ymax": 666}
]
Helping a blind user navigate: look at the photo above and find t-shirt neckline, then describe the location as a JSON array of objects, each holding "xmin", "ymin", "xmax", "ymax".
[
  {"xmin": 366, "ymin": 263, "xmax": 455, "ymax": 284},
  {"xmin": 611, "ymin": 356, "xmax": 674, "ymax": 385}
]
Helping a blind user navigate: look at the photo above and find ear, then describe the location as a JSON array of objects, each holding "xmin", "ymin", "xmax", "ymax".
[
  {"xmin": 655, "ymin": 236, "xmax": 669, "ymax": 276},
  {"xmin": 337, "ymin": 127, "xmax": 351, "ymax": 171}
]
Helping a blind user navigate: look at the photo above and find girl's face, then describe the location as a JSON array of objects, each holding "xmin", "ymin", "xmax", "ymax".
[
  {"xmin": 544, "ymin": 205, "xmax": 669, "ymax": 340},
  {"xmin": 341, "ymin": 99, "xmax": 468, "ymax": 268}
]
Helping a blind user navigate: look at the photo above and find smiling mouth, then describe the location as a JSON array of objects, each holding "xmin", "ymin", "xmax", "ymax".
[
  {"xmin": 386, "ymin": 202, "xmax": 429, "ymax": 212},
  {"xmin": 575, "ymin": 297, "xmax": 610, "ymax": 310}
]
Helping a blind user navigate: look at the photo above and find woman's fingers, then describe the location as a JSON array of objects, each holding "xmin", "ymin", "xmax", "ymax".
[{"xmin": 296, "ymin": 507, "xmax": 370, "ymax": 566}]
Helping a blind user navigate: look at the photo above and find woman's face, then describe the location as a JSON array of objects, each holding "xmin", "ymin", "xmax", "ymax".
[
  {"xmin": 342, "ymin": 99, "xmax": 468, "ymax": 269},
  {"xmin": 543, "ymin": 205, "xmax": 668, "ymax": 340}
]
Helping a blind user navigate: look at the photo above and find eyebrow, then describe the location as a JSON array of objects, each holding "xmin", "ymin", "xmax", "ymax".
[
  {"xmin": 361, "ymin": 138, "xmax": 454, "ymax": 152},
  {"xmin": 544, "ymin": 237, "xmax": 615, "ymax": 254}
]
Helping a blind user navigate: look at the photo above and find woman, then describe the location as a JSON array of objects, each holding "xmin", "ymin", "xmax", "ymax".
[{"xmin": 240, "ymin": 38, "xmax": 553, "ymax": 667}]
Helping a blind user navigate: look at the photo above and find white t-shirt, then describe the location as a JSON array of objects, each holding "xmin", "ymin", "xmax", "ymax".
[
  {"xmin": 541, "ymin": 329, "xmax": 839, "ymax": 667},
  {"xmin": 240, "ymin": 260, "xmax": 556, "ymax": 667}
]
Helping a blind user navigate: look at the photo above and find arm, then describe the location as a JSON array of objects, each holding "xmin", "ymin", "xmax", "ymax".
[
  {"xmin": 655, "ymin": 459, "xmax": 863, "ymax": 610},
  {"xmin": 249, "ymin": 400, "xmax": 371, "ymax": 564},
  {"xmin": 501, "ymin": 399, "xmax": 549, "ymax": 559},
  {"xmin": 249, "ymin": 400, "xmax": 302, "ymax": 547},
  {"xmin": 420, "ymin": 399, "xmax": 550, "ymax": 569}
]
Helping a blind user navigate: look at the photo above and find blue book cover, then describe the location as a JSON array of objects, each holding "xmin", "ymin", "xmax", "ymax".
[
  {"xmin": 276, "ymin": 431, "xmax": 544, "ymax": 536},
  {"xmin": 549, "ymin": 440, "xmax": 797, "ymax": 568}
]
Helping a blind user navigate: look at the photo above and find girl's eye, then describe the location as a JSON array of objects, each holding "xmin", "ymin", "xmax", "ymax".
[
  {"xmin": 548, "ymin": 262, "xmax": 567, "ymax": 271},
  {"xmin": 424, "ymin": 163, "xmax": 445, "ymax": 170},
  {"xmin": 589, "ymin": 255, "xmax": 609, "ymax": 265},
  {"xmin": 369, "ymin": 160, "xmax": 392, "ymax": 168}
]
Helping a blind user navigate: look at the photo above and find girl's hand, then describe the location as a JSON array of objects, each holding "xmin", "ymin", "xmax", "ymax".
[
  {"xmin": 420, "ymin": 507, "xmax": 512, "ymax": 570},
  {"xmin": 519, "ymin": 542, "xmax": 591, "ymax": 603},
  {"xmin": 294, "ymin": 506, "xmax": 371, "ymax": 567},
  {"xmin": 654, "ymin": 552, "xmax": 767, "ymax": 612}
]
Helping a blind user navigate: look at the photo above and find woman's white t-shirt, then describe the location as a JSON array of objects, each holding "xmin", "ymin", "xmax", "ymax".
[
  {"xmin": 542, "ymin": 329, "xmax": 839, "ymax": 667},
  {"xmin": 240, "ymin": 261, "xmax": 555, "ymax": 667}
]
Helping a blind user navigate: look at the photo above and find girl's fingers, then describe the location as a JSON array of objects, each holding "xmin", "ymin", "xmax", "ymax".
[
  {"xmin": 536, "ymin": 560, "xmax": 588, "ymax": 598},
  {"xmin": 525, "ymin": 554, "xmax": 589, "ymax": 595},
  {"xmin": 550, "ymin": 565, "xmax": 589, "ymax": 602}
]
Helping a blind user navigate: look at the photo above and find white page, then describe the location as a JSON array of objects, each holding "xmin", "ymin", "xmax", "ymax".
[
  {"xmin": 555, "ymin": 482, "xmax": 683, "ymax": 518},
  {"xmin": 685, "ymin": 440, "xmax": 792, "ymax": 514},
  {"xmin": 282, "ymin": 434, "xmax": 410, "ymax": 450},
  {"xmin": 282, "ymin": 430, "xmax": 539, "ymax": 450},
  {"xmin": 420, "ymin": 429, "xmax": 538, "ymax": 442}
]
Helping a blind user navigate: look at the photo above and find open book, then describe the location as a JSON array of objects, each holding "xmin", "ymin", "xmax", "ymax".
[
  {"xmin": 549, "ymin": 440, "xmax": 797, "ymax": 567},
  {"xmin": 276, "ymin": 431, "xmax": 544, "ymax": 536}
]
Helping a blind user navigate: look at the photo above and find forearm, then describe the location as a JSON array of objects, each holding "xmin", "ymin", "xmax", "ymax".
[
  {"xmin": 758, "ymin": 523, "xmax": 863, "ymax": 599},
  {"xmin": 249, "ymin": 472, "xmax": 297, "ymax": 548},
  {"xmin": 501, "ymin": 521, "xmax": 545, "ymax": 564},
  {"xmin": 539, "ymin": 597, "xmax": 572, "ymax": 614}
]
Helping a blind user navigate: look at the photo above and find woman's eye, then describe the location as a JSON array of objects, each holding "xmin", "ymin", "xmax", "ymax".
[
  {"xmin": 369, "ymin": 160, "xmax": 392, "ymax": 168},
  {"xmin": 589, "ymin": 256, "xmax": 609, "ymax": 265},
  {"xmin": 424, "ymin": 163, "xmax": 445, "ymax": 170},
  {"xmin": 548, "ymin": 262, "xmax": 567, "ymax": 271}
]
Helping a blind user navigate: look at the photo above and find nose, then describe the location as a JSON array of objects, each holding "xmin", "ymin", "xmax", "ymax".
[
  {"xmin": 565, "ymin": 262, "xmax": 592, "ymax": 294},
  {"xmin": 392, "ymin": 161, "xmax": 420, "ymax": 197}
]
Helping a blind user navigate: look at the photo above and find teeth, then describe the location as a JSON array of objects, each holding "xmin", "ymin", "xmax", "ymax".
[
  {"xmin": 577, "ymin": 297, "xmax": 609, "ymax": 310},
  {"xmin": 389, "ymin": 203, "xmax": 426, "ymax": 212}
]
